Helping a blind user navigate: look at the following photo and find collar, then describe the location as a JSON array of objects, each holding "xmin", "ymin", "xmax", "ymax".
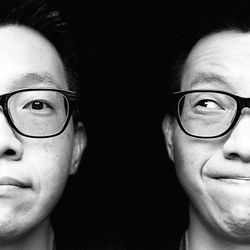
[{"xmin": 179, "ymin": 231, "xmax": 187, "ymax": 250}]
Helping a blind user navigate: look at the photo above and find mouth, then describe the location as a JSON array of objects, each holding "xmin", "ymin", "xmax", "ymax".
[
  {"xmin": 0, "ymin": 177, "xmax": 30, "ymax": 188},
  {"xmin": 215, "ymin": 177, "xmax": 250, "ymax": 184}
]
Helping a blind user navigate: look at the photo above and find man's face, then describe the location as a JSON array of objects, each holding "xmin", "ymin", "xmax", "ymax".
[
  {"xmin": 163, "ymin": 31, "xmax": 250, "ymax": 240},
  {"xmin": 0, "ymin": 25, "xmax": 85, "ymax": 239}
]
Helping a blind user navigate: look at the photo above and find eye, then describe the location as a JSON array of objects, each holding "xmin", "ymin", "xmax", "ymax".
[
  {"xmin": 195, "ymin": 99, "xmax": 224, "ymax": 110},
  {"xmin": 23, "ymin": 100, "xmax": 52, "ymax": 111}
]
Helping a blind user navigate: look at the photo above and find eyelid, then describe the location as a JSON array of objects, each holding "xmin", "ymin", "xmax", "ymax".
[
  {"xmin": 188, "ymin": 93, "xmax": 231, "ymax": 111},
  {"xmin": 23, "ymin": 99, "xmax": 53, "ymax": 110},
  {"xmin": 196, "ymin": 99, "xmax": 223, "ymax": 109},
  {"xmin": 190, "ymin": 92, "xmax": 232, "ymax": 103}
]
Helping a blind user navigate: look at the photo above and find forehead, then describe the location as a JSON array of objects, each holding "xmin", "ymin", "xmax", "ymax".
[
  {"xmin": 182, "ymin": 31, "xmax": 250, "ymax": 94},
  {"xmin": 0, "ymin": 25, "xmax": 67, "ymax": 92}
]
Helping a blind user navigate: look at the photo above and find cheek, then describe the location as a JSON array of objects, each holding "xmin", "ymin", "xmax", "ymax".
[
  {"xmin": 172, "ymin": 127, "xmax": 220, "ymax": 196},
  {"xmin": 25, "ymin": 129, "xmax": 75, "ymax": 206}
]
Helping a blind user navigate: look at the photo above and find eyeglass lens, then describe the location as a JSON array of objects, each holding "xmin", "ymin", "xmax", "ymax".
[
  {"xmin": 178, "ymin": 92, "xmax": 237, "ymax": 137},
  {"xmin": 8, "ymin": 90, "xmax": 69, "ymax": 137}
]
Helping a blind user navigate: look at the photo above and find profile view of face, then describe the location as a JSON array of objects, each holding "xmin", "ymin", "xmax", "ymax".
[
  {"xmin": 163, "ymin": 31, "xmax": 250, "ymax": 241},
  {"xmin": 0, "ymin": 25, "xmax": 85, "ymax": 240}
]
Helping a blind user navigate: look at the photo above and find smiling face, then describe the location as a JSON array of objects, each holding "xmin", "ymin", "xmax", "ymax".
[
  {"xmin": 163, "ymin": 31, "xmax": 250, "ymax": 242},
  {"xmin": 0, "ymin": 25, "xmax": 85, "ymax": 241}
]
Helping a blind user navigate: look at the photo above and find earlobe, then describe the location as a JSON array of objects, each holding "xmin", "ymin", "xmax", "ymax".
[
  {"xmin": 162, "ymin": 115, "xmax": 175, "ymax": 161},
  {"xmin": 70, "ymin": 122, "xmax": 87, "ymax": 175}
]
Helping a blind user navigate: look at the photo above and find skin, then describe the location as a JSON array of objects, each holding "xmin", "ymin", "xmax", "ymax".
[
  {"xmin": 163, "ymin": 31, "xmax": 250, "ymax": 249},
  {"xmin": 0, "ymin": 25, "xmax": 85, "ymax": 249}
]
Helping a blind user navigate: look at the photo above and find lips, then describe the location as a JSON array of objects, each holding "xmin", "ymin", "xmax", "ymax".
[
  {"xmin": 216, "ymin": 177, "xmax": 250, "ymax": 180},
  {"xmin": 0, "ymin": 177, "xmax": 30, "ymax": 188},
  {"xmin": 213, "ymin": 176, "xmax": 250, "ymax": 184}
]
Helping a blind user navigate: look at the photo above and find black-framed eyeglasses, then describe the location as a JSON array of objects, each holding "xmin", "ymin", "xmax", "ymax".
[
  {"xmin": 0, "ymin": 88, "xmax": 77, "ymax": 138},
  {"xmin": 173, "ymin": 90, "xmax": 250, "ymax": 139}
]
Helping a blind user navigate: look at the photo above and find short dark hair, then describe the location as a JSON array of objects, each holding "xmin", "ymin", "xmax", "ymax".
[{"xmin": 1, "ymin": 0, "xmax": 78, "ymax": 93}]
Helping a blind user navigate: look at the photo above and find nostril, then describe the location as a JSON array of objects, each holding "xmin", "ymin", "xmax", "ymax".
[
  {"xmin": 225, "ymin": 152, "xmax": 239, "ymax": 160},
  {"xmin": 5, "ymin": 149, "xmax": 16, "ymax": 156}
]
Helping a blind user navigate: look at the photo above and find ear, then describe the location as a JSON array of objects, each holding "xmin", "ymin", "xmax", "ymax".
[
  {"xmin": 69, "ymin": 122, "xmax": 87, "ymax": 175},
  {"xmin": 162, "ymin": 114, "xmax": 175, "ymax": 161}
]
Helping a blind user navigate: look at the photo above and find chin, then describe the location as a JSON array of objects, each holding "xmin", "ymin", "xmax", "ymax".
[
  {"xmin": 222, "ymin": 211, "xmax": 250, "ymax": 241},
  {"xmin": 0, "ymin": 226, "xmax": 21, "ymax": 241},
  {"xmin": 0, "ymin": 213, "xmax": 34, "ymax": 241},
  {"xmin": 227, "ymin": 219, "xmax": 250, "ymax": 235}
]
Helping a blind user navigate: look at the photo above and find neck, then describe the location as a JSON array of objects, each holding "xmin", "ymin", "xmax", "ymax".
[
  {"xmin": 187, "ymin": 206, "xmax": 250, "ymax": 250},
  {"xmin": 0, "ymin": 219, "xmax": 54, "ymax": 250}
]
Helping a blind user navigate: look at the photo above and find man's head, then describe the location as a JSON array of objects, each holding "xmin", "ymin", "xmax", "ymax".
[
  {"xmin": 163, "ymin": 29, "xmax": 250, "ymax": 242},
  {"xmin": 0, "ymin": 0, "xmax": 85, "ymax": 244}
]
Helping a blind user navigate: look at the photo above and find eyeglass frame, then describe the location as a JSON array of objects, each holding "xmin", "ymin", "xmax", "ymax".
[
  {"xmin": 0, "ymin": 88, "xmax": 77, "ymax": 138},
  {"xmin": 173, "ymin": 89, "xmax": 250, "ymax": 139}
]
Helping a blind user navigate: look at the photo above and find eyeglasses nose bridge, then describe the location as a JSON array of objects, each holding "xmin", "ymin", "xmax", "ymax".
[
  {"xmin": 232, "ymin": 97, "xmax": 250, "ymax": 126},
  {"xmin": 0, "ymin": 94, "xmax": 14, "ymax": 122},
  {"xmin": 238, "ymin": 97, "xmax": 250, "ymax": 113}
]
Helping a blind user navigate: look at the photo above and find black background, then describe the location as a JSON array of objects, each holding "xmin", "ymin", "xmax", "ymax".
[{"xmin": 47, "ymin": 1, "xmax": 250, "ymax": 249}]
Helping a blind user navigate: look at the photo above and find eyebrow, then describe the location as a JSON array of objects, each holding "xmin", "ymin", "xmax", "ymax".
[
  {"xmin": 190, "ymin": 72, "xmax": 229, "ymax": 88},
  {"xmin": 12, "ymin": 72, "xmax": 60, "ymax": 89}
]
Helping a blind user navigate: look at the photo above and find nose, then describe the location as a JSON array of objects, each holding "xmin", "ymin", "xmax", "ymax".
[
  {"xmin": 223, "ymin": 109, "xmax": 250, "ymax": 162},
  {"xmin": 0, "ymin": 113, "xmax": 23, "ymax": 161}
]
